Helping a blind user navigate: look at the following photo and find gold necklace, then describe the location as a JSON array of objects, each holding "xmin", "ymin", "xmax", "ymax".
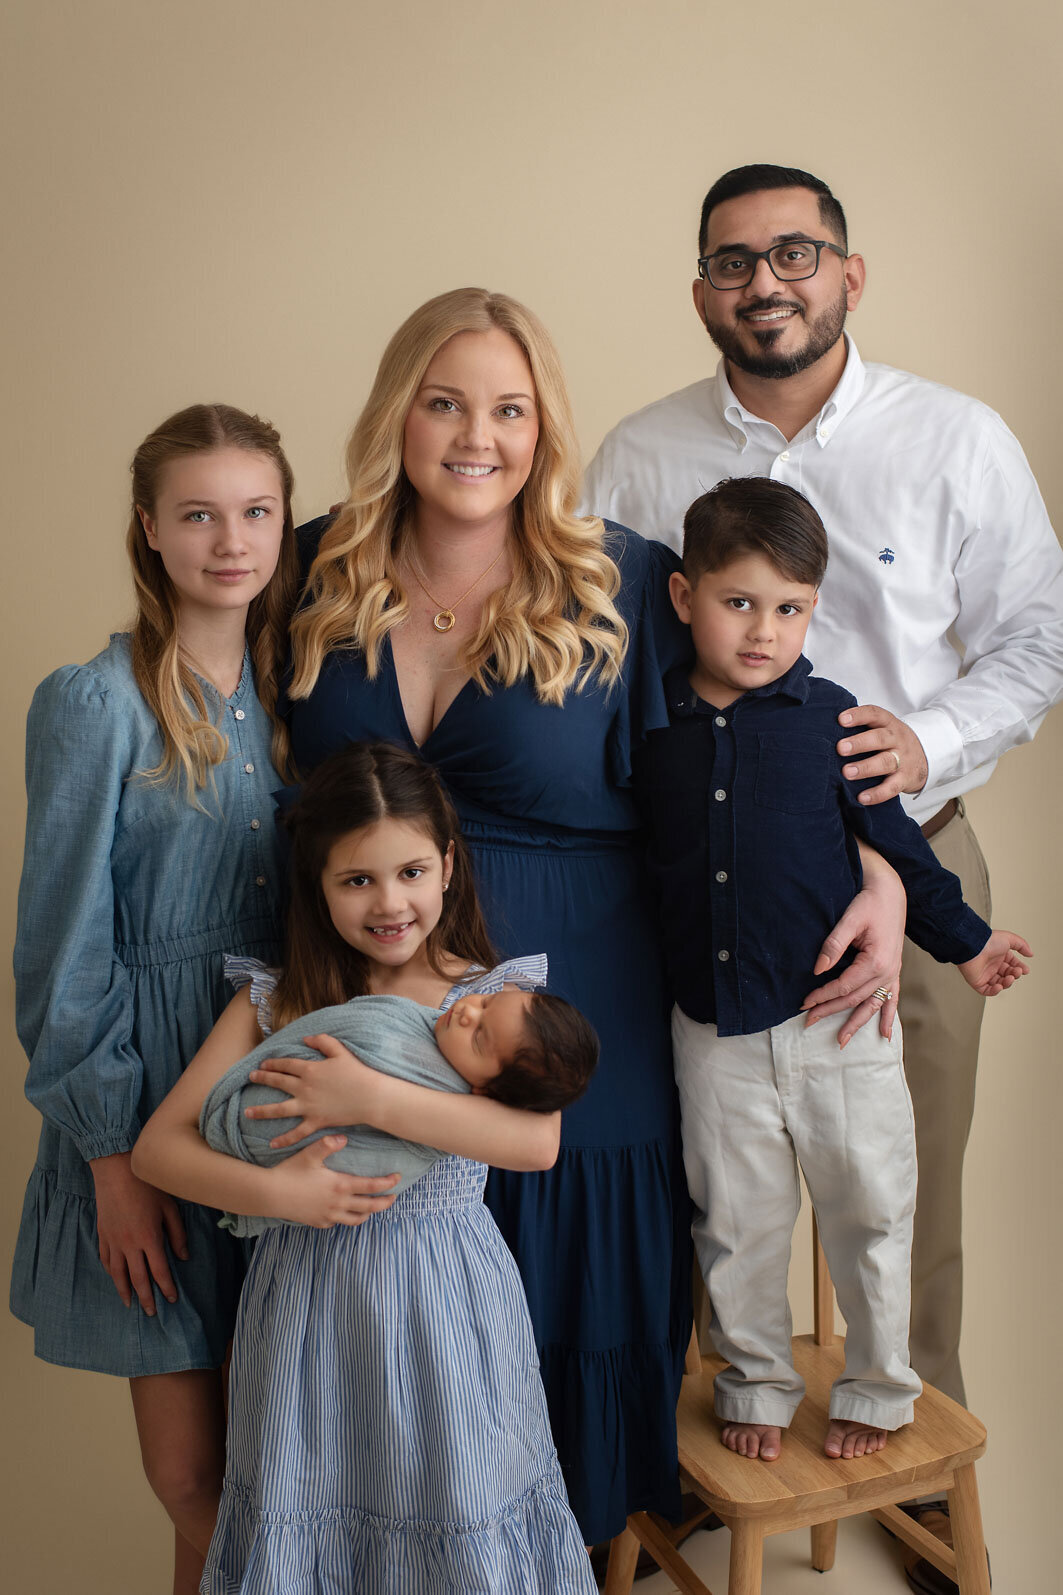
[{"xmin": 407, "ymin": 545, "xmax": 507, "ymax": 633}]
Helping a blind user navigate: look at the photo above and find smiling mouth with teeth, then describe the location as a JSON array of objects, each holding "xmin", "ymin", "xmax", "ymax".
[
  {"xmin": 369, "ymin": 923, "xmax": 412, "ymax": 938},
  {"xmin": 445, "ymin": 463, "xmax": 497, "ymax": 476}
]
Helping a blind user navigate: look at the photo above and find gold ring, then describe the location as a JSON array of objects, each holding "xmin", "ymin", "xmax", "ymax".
[{"xmin": 872, "ymin": 985, "xmax": 894, "ymax": 1003}]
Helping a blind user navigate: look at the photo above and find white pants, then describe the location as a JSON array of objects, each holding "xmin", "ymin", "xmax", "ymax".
[{"xmin": 673, "ymin": 1005, "xmax": 922, "ymax": 1429}]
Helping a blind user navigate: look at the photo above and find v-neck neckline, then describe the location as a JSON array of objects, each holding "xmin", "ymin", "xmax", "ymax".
[{"xmin": 384, "ymin": 632, "xmax": 481, "ymax": 750}]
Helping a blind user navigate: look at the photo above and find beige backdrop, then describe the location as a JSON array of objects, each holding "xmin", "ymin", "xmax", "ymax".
[{"xmin": 2, "ymin": 2, "xmax": 1060, "ymax": 1590}]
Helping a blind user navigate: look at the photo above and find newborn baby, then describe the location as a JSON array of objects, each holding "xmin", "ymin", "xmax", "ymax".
[{"xmin": 201, "ymin": 977, "xmax": 598, "ymax": 1234}]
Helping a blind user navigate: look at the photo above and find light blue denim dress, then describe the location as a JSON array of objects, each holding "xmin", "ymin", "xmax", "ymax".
[{"xmin": 9, "ymin": 634, "xmax": 286, "ymax": 1376}]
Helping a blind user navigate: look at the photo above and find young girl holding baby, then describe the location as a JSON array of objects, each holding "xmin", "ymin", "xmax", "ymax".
[
  {"xmin": 10, "ymin": 404, "xmax": 300, "ymax": 1594},
  {"xmin": 133, "ymin": 739, "xmax": 597, "ymax": 1594}
]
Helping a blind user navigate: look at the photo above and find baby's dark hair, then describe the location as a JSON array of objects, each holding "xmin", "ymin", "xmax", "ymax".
[
  {"xmin": 481, "ymin": 991, "xmax": 599, "ymax": 1114},
  {"xmin": 682, "ymin": 477, "xmax": 829, "ymax": 588}
]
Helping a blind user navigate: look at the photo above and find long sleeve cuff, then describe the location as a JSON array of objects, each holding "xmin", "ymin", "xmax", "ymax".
[
  {"xmin": 903, "ymin": 705, "xmax": 964, "ymax": 792},
  {"xmin": 76, "ymin": 1131, "xmax": 139, "ymax": 1163},
  {"xmin": 908, "ymin": 906, "xmax": 991, "ymax": 966}
]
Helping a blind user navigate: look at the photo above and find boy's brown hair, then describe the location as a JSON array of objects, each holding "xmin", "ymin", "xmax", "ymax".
[{"xmin": 682, "ymin": 477, "xmax": 829, "ymax": 588}]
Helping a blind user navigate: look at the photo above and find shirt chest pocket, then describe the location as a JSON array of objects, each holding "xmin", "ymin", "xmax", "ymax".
[{"xmin": 754, "ymin": 733, "xmax": 833, "ymax": 813}]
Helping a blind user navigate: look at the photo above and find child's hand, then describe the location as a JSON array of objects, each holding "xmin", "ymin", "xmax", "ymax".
[
  {"xmin": 958, "ymin": 929, "xmax": 1033, "ymax": 996},
  {"xmin": 244, "ymin": 1035, "xmax": 383, "ymax": 1149},
  {"xmin": 267, "ymin": 1136, "xmax": 399, "ymax": 1227}
]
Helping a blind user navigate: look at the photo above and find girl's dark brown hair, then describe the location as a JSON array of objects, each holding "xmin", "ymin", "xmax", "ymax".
[
  {"xmin": 126, "ymin": 402, "xmax": 300, "ymax": 799},
  {"xmin": 271, "ymin": 741, "xmax": 496, "ymax": 1027}
]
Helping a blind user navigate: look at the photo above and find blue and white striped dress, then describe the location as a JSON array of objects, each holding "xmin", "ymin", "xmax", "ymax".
[{"xmin": 202, "ymin": 957, "xmax": 595, "ymax": 1595}]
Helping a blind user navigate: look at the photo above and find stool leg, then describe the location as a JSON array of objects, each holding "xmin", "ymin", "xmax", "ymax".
[
  {"xmin": 811, "ymin": 1520, "xmax": 838, "ymax": 1571},
  {"xmin": 603, "ymin": 1525, "xmax": 640, "ymax": 1595},
  {"xmin": 948, "ymin": 1464, "xmax": 991, "ymax": 1595},
  {"xmin": 728, "ymin": 1519, "xmax": 765, "ymax": 1595}
]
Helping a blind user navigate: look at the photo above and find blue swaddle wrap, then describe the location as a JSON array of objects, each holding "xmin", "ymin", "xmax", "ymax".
[{"xmin": 200, "ymin": 994, "xmax": 467, "ymax": 1236}]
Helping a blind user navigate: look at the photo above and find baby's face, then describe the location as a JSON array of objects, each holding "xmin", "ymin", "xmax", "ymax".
[{"xmin": 434, "ymin": 988, "xmax": 534, "ymax": 1089}]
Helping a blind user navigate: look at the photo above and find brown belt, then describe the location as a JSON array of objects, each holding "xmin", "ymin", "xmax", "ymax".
[{"xmin": 921, "ymin": 796, "xmax": 959, "ymax": 841}]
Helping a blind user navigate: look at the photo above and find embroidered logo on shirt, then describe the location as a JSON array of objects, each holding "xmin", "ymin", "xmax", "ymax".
[{"xmin": 878, "ymin": 547, "xmax": 895, "ymax": 565}]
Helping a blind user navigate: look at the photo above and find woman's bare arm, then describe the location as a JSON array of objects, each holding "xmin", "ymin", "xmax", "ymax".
[{"xmin": 801, "ymin": 841, "xmax": 906, "ymax": 1045}]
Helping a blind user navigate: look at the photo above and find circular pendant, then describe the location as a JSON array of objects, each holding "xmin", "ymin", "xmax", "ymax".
[{"xmin": 432, "ymin": 609, "xmax": 456, "ymax": 633}]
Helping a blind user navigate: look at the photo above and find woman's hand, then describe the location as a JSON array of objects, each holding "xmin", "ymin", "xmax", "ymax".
[
  {"xmin": 245, "ymin": 1035, "xmax": 384, "ymax": 1149},
  {"xmin": 801, "ymin": 850, "xmax": 906, "ymax": 1046},
  {"xmin": 266, "ymin": 1136, "xmax": 399, "ymax": 1227},
  {"xmin": 90, "ymin": 1151, "xmax": 189, "ymax": 1313}
]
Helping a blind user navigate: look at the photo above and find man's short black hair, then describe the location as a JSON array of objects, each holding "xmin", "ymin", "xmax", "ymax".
[
  {"xmin": 482, "ymin": 991, "xmax": 599, "ymax": 1114},
  {"xmin": 699, "ymin": 165, "xmax": 848, "ymax": 256},
  {"xmin": 682, "ymin": 477, "xmax": 829, "ymax": 588}
]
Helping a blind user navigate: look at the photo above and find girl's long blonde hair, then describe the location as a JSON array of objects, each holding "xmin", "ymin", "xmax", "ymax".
[
  {"xmin": 288, "ymin": 289, "xmax": 628, "ymax": 706},
  {"xmin": 126, "ymin": 403, "xmax": 299, "ymax": 801}
]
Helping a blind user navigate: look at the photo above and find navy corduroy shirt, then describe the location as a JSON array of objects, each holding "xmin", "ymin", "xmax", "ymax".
[{"xmin": 634, "ymin": 656, "xmax": 990, "ymax": 1036}]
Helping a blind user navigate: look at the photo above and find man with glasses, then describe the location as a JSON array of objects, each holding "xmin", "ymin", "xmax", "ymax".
[{"xmin": 583, "ymin": 163, "xmax": 1063, "ymax": 1595}]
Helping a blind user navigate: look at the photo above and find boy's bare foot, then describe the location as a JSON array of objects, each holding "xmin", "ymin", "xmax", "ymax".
[
  {"xmin": 824, "ymin": 1418, "xmax": 888, "ymax": 1458},
  {"xmin": 721, "ymin": 1422, "xmax": 782, "ymax": 1460}
]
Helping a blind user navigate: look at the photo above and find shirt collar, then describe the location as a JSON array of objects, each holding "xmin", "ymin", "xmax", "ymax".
[
  {"xmin": 665, "ymin": 654, "xmax": 813, "ymax": 717},
  {"xmin": 715, "ymin": 335, "xmax": 867, "ymax": 450}
]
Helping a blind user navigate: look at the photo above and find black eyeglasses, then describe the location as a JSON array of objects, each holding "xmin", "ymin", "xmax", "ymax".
[{"xmin": 697, "ymin": 239, "xmax": 846, "ymax": 290}]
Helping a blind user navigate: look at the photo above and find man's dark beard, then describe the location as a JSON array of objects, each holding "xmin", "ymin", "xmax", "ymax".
[{"xmin": 703, "ymin": 287, "xmax": 848, "ymax": 380}]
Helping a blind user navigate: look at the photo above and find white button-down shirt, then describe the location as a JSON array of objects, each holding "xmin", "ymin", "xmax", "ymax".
[{"xmin": 582, "ymin": 339, "xmax": 1063, "ymax": 823}]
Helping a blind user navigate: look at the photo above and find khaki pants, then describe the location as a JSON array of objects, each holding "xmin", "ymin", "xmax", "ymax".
[
  {"xmin": 690, "ymin": 801, "xmax": 989, "ymax": 1409},
  {"xmin": 675, "ymin": 1006, "xmax": 922, "ymax": 1428},
  {"xmin": 899, "ymin": 801, "xmax": 990, "ymax": 1405}
]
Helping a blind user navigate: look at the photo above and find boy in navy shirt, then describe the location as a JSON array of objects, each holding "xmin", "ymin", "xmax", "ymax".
[{"xmin": 636, "ymin": 477, "xmax": 1030, "ymax": 1463}]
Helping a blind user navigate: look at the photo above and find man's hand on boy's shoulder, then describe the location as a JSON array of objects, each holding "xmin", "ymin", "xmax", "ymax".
[{"xmin": 836, "ymin": 703, "xmax": 929, "ymax": 804}]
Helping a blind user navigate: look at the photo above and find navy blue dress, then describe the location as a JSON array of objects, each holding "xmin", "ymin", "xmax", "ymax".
[{"xmin": 288, "ymin": 523, "xmax": 692, "ymax": 1543}]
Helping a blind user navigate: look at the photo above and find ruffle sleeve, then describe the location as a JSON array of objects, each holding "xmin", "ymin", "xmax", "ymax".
[
  {"xmin": 223, "ymin": 953, "xmax": 281, "ymax": 1036},
  {"xmin": 452, "ymin": 953, "xmax": 549, "ymax": 997},
  {"xmin": 602, "ymin": 527, "xmax": 688, "ymax": 788},
  {"xmin": 15, "ymin": 665, "xmax": 147, "ymax": 1162}
]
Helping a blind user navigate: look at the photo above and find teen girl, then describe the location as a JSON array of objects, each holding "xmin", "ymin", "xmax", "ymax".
[
  {"xmin": 10, "ymin": 405, "xmax": 300, "ymax": 1595},
  {"xmin": 133, "ymin": 740, "xmax": 597, "ymax": 1594}
]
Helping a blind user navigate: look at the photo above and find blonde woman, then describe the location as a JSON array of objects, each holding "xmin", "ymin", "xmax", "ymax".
[
  {"xmin": 284, "ymin": 289, "xmax": 904, "ymax": 1545},
  {"xmin": 10, "ymin": 405, "xmax": 306, "ymax": 1595}
]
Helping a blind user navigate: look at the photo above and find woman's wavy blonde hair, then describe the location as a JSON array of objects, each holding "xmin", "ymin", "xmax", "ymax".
[
  {"xmin": 288, "ymin": 288, "xmax": 627, "ymax": 706},
  {"xmin": 126, "ymin": 403, "xmax": 299, "ymax": 803}
]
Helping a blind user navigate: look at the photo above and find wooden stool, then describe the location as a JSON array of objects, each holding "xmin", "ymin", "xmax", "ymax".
[{"xmin": 604, "ymin": 1219, "xmax": 990, "ymax": 1595}]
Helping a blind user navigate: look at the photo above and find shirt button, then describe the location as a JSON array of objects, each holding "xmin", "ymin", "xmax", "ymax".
[
  {"xmin": 714, "ymin": 715, "xmax": 727, "ymax": 728},
  {"xmin": 234, "ymin": 709, "xmax": 246, "ymax": 721},
  {"xmin": 714, "ymin": 789, "xmax": 727, "ymax": 802},
  {"xmin": 717, "ymin": 949, "xmax": 731, "ymax": 962},
  {"xmin": 244, "ymin": 762, "xmax": 255, "ymax": 774},
  {"xmin": 255, "ymin": 876, "xmax": 266, "ymax": 887},
  {"xmin": 250, "ymin": 819, "xmax": 261, "ymax": 831},
  {"xmin": 779, "ymin": 449, "xmax": 791, "ymax": 462},
  {"xmin": 715, "ymin": 870, "xmax": 728, "ymax": 883}
]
